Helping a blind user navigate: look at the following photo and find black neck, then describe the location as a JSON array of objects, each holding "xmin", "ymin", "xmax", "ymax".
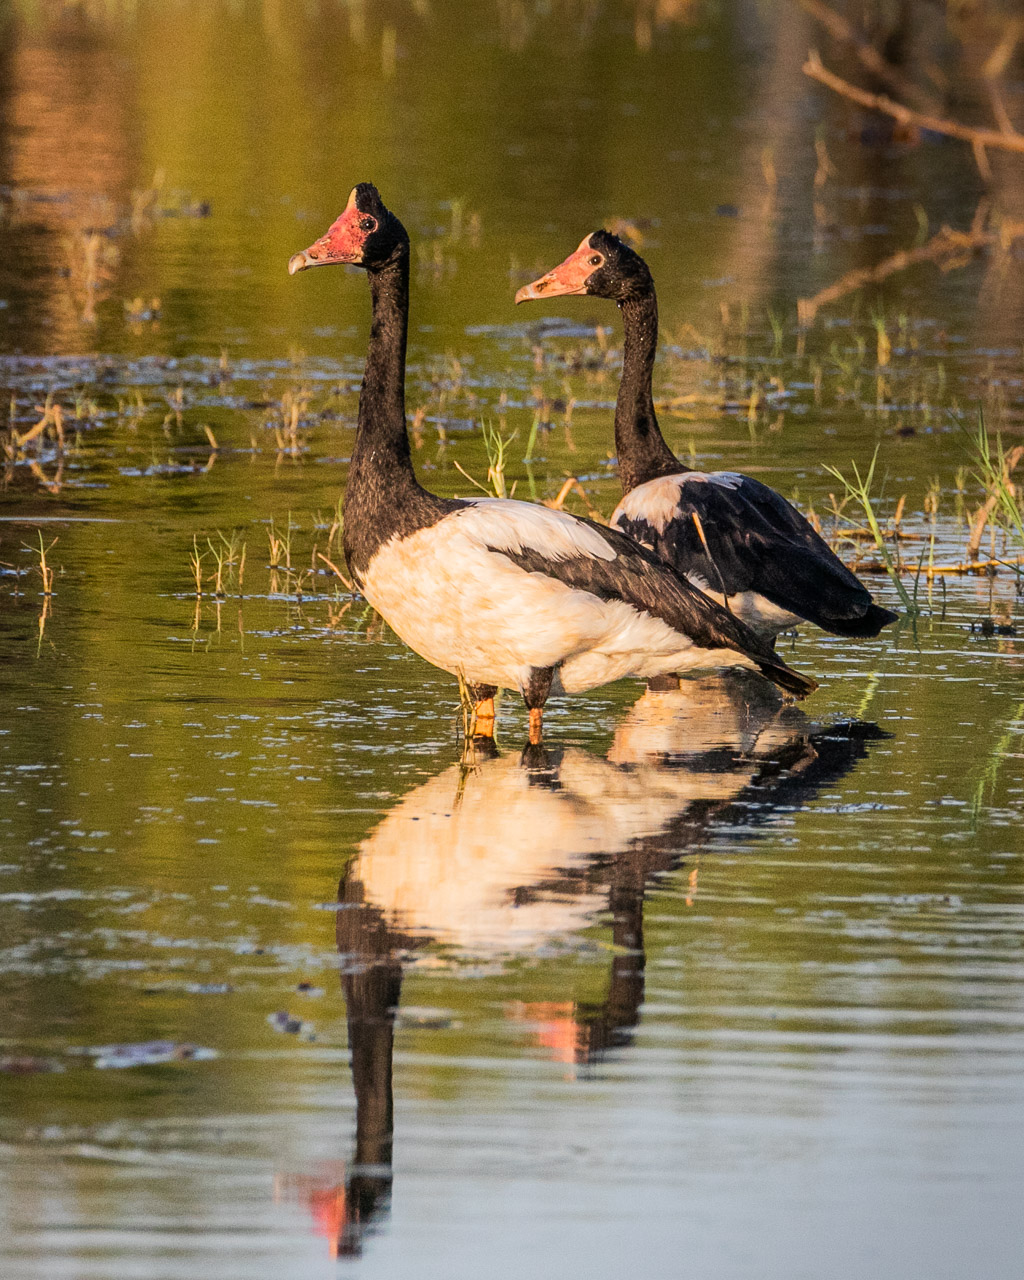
[
  {"xmin": 614, "ymin": 289, "xmax": 680, "ymax": 493},
  {"xmin": 348, "ymin": 252, "xmax": 417, "ymax": 494},
  {"xmin": 342, "ymin": 246, "xmax": 463, "ymax": 581}
]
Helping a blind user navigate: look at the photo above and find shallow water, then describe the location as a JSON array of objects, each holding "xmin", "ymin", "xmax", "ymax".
[{"xmin": 2, "ymin": 3, "xmax": 1024, "ymax": 1278}]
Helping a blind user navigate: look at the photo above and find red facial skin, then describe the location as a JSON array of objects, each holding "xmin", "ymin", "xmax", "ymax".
[
  {"xmin": 288, "ymin": 187, "xmax": 378, "ymax": 274},
  {"xmin": 514, "ymin": 234, "xmax": 604, "ymax": 303}
]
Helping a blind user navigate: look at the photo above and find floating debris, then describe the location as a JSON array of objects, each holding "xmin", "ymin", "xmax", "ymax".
[
  {"xmin": 0, "ymin": 1055, "xmax": 64, "ymax": 1074},
  {"xmin": 82, "ymin": 1041, "xmax": 218, "ymax": 1069},
  {"xmin": 140, "ymin": 981, "xmax": 234, "ymax": 995},
  {"xmin": 973, "ymin": 617, "xmax": 1018, "ymax": 637},
  {"xmin": 395, "ymin": 1006, "xmax": 457, "ymax": 1030},
  {"xmin": 267, "ymin": 1011, "xmax": 315, "ymax": 1039}
]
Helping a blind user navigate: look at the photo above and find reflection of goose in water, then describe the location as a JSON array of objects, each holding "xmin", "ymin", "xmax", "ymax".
[
  {"xmin": 290, "ymin": 681, "xmax": 885, "ymax": 1258},
  {"xmin": 610, "ymin": 669, "xmax": 806, "ymax": 765},
  {"xmin": 348, "ymin": 672, "xmax": 809, "ymax": 956}
]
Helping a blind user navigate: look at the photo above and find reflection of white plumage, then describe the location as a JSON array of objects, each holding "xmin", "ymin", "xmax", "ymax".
[
  {"xmin": 351, "ymin": 754, "xmax": 608, "ymax": 954},
  {"xmin": 349, "ymin": 682, "xmax": 811, "ymax": 957},
  {"xmin": 609, "ymin": 670, "xmax": 806, "ymax": 769}
]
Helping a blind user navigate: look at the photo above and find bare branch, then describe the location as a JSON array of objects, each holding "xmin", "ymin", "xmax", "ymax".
[
  {"xmin": 797, "ymin": 224, "xmax": 996, "ymax": 326},
  {"xmin": 797, "ymin": 0, "xmax": 940, "ymax": 112},
  {"xmin": 803, "ymin": 48, "xmax": 1024, "ymax": 154}
]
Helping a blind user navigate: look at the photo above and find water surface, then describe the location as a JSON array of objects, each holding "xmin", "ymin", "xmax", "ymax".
[{"xmin": 2, "ymin": 4, "xmax": 1023, "ymax": 1278}]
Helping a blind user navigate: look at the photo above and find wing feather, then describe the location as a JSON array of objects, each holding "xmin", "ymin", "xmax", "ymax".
[
  {"xmin": 455, "ymin": 500, "xmax": 817, "ymax": 697},
  {"xmin": 614, "ymin": 473, "xmax": 896, "ymax": 636}
]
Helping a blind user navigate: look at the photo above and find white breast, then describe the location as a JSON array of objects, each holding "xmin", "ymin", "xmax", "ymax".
[{"xmin": 357, "ymin": 499, "xmax": 758, "ymax": 695}]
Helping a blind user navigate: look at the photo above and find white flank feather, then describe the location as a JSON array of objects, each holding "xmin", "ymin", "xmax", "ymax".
[{"xmin": 358, "ymin": 497, "xmax": 757, "ymax": 695}]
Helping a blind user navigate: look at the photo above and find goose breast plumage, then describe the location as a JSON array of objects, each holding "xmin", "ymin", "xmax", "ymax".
[{"xmin": 359, "ymin": 497, "xmax": 767, "ymax": 695}]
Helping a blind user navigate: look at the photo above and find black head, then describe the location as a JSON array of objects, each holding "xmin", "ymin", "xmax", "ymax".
[
  {"xmin": 515, "ymin": 230, "xmax": 654, "ymax": 306},
  {"xmin": 288, "ymin": 183, "xmax": 409, "ymax": 276}
]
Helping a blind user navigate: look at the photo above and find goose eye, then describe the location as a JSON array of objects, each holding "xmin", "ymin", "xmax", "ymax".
[
  {"xmin": 589, "ymin": 255, "xmax": 602, "ymax": 267},
  {"xmin": 359, "ymin": 217, "xmax": 377, "ymax": 232}
]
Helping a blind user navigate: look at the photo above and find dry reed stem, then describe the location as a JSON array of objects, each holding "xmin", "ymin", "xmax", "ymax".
[
  {"xmin": 924, "ymin": 556, "xmax": 1024, "ymax": 578},
  {"xmin": 968, "ymin": 492, "xmax": 1002, "ymax": 560},
  {"xmin": 28, "ymin": 458, "xmax": 63, "ymax": 494},
  {"xmin": 316, "ymin": 552, "xmax": 354, "ymax": 591},
  {"xmin": 967, "ymin": 444, "xmax": 1024, "ymax": 560},
  {"xmin": 544, "ymin": 476, "xmax": 605, "ymax": 522},
  {"xmin": 13, "ymin": 401, "xmax": 64, "ymax": 452}
]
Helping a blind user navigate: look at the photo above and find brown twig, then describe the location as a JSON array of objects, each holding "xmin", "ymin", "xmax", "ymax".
[
  {"xmin": 797, "ymin": 223, "xmax": 995, "ymax": 324},
  {"xmin": 803, "ymin": 49, "xmax": 1024, "ymax": 154},
  {"xmin": 967, "ymin": 493, "xmax": 1001, "ymax": 561},
  {"xmin": 316, "ymin": 551, "xmax": 354, "ymax": 591},
  {"xmin": 967, "ymin": 444, "xmax": 1024, "ymax": 561},
  {"xmin": 925, "ymin": 555, "xmax": 1024, "ymax": 578},
  {"xmin": 544, "ymin": 476, "xmax": 605, "ymax": 522},
  {"xmin": 797, "ymin": 0, "xmax": 940, "ymax": 112},
  {"xmin": 983, "ymin": 18, "xmax": 1023, "ymax": 84}
]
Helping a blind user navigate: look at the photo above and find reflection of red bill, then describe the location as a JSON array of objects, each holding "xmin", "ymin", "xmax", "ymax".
[
  {"xmin": 506, "ymin": 999, "xmax": 581, "ymax": 1064},
  {"xmin": 274, "ymin": 1168, "xmax": 348, "ymax": 1258}
]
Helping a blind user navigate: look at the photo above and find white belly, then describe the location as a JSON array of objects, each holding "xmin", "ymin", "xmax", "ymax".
[{"xmin": 357, "ymin": 509, "xmax": 759, "ymax": 696}]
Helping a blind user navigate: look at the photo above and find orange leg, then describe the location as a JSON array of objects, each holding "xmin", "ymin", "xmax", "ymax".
[
  {"xmin": 528, "ymin": 707, "xmax": 543, "ymax": 745},
  {"xmin": 473, "ymin": 696, "xmax": 495, "ymax": 738}
]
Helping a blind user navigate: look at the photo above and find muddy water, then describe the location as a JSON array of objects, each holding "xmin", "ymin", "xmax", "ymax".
[{"xmin": 1, "ymin": 3, "xmax": 1023, "ymax": 1278}]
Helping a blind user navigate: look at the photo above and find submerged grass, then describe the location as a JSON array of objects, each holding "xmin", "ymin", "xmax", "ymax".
[
  {"xmin": 970, "ymin": 700, "xmax": 1024, "ymax": 827},
  {"xmin": 186, "ymin": 514, "xmax": 357, "ymax": 611},
  {"xmin": 967, "ymin": 412, "xmax": 1024, "ymax": 556},
  {"xmin": 454, "ymin": 420, "xmax": 517, "ymax": 499},
  {"xmin": 823, "ymin": 447, "xmax": 918, "ymax": 615},
  {"xmin": 22, "ymin": 531, "xmax": 58, "ymax": 596}
]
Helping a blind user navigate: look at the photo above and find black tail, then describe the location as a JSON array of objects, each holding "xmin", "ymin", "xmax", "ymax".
[
  {"xmin": 823, "ymin": 603, "xmax": 899, "ymax": 638},
  {"xmin": 755, "ymin": 653, "xmax": 819, "ymax": 698}
]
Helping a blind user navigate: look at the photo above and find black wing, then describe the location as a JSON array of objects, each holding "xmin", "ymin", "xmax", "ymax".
[
  {"xmin": 615, "ymin": 473, "xmax": 897, "ymax": 637},
  {"xmin": 486, "ymin": 516, "xmax": 818, "ymax": 699}
]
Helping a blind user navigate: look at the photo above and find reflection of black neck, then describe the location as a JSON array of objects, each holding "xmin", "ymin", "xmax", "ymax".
[
  {"xmin": 615, "ymin": 290, "xmax": 680, "ymax": 494},
  {"xmin": 575, "ymin": 882, "xmax": 646, "ymax": 1062},
  {"xmin": 336, "ymin": 874, "xmax": 404, "ymax": 1258}
]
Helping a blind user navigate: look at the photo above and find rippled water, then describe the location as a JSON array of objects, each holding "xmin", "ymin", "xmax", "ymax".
[{"xmin": 2, "ymin": 3, "xmax": 1024, "ymax": 1278}]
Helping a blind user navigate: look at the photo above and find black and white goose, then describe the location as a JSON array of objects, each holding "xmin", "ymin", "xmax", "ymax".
[
  {"xmin": 289, "ymin": 185, "xmax": 816, "ymax": 743},
  {"xmin": 516, "ymin": 232, "xmax": 898, "ymax": 643}
]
